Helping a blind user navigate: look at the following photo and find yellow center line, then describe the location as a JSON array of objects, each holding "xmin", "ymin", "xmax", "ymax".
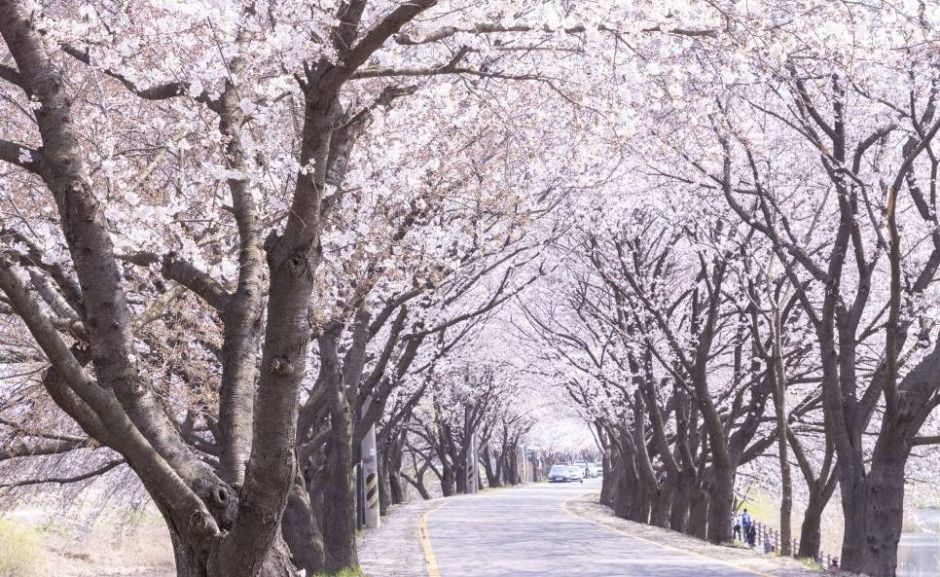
[
  {"xmin": 561, "ymin": 493, "xmax": 778, "ymax": 577},
  {"xmin": 419, "ymin": 501, "xmax": 448, "ymax": 577}
]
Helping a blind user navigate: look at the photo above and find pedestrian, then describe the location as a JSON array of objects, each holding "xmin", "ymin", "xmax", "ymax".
[
  {"xmin": 733, "ymin": 512, "xmax": 742, "ymax": 541},
  {"xmin": 741, "ymin": 508, "xmax": 753, "ymax": 545},
  {"xmin": 746, "ymin": 523, "xmax": 757, "ymax": 547}
]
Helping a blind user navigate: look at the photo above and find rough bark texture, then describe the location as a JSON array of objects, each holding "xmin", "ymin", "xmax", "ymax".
[{"xmin": 282, "ymin": 476, "xmax": 326, "ymax": 575}]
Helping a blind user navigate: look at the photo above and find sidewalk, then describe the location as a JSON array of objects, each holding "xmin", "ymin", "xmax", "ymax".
[
  {"xmin": 359, "ymin": 498, "xmax": 442, "ymax": 577},
  {"xmin": 563, "ymin": 493, "xmax": 834, "ymax": 577}
]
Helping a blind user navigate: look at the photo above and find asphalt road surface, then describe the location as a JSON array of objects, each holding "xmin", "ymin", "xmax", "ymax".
[{"xmin": 424, "ymin": 479, "xmax": 764, "ymax": 577}]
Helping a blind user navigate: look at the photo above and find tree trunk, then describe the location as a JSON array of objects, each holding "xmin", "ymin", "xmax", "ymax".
[
  {"xmin": 771, "ymin": 318, "xmax": 793, "ymax": 556},
  {"xmin": 670, "ymin": 471, "xmax": 692, "ymax": 533},
  {"xmin": 507, "ymin": 446, "xmax": 521, "ymax": 485},
  {"xmin": 650, "ymin": 479, "xmax": 673, "ymax": 529},
  {"xmin": 441, "ymin": 465, "xmax": 456, "ymax": 497},
  {"xmin": 378, "ymin": 452, "xmax": 392, "ymax": 515},
  {"xmin": 455, "ymin": 450, "xmax": 468, "ymax": 494},
  {"xmin": 281, "ymin": 475, "xmax": 325, "ymax": 575},
  {"xmin": 321, "ymin": 420, "xmax": 358, "ymax": 571},
  {"xmin": 798, "ymin": 493, "xmax": 825, "ymax": 559},
  {"xmin": 631, "ymin": 483, "xmax": 651, "ymax": 523},
  {"xmin": 389, "ymin": 468, "xmax": 406, "ymax": 504},
  {"xmin": 412, "ymin": 472, "xmax": 432, "ymax": 500},
  {"xmin": 167, "ymin": 518, "xmax": 296, "ymax": 577},
  {"xmin": 706, "ymin": 465, "xmax": 734, "ymax": 544},
  {"xmin": 600, "ymin": 452, "xmax": 616, "ymax": 506},
  {"xmin": 482, "ymin": 447, "xmax": 502, "ymax": 488},
  {"xmin": 838, "ymin": 467, "xmax": 868, "ymax": 573},
  {"xmin": 612, "ymin": 458, "xmax": 632, "ymax": 519},
  {"xmin": 861, "ymin": 428, "xmax": 910, "ymax": 577},
  {"xmin": 688, "ymin": 485, "xmax": 709, "ymax": 539}
]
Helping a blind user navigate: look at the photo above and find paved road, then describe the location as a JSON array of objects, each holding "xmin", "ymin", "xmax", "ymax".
[{"xmin": 424, "ymin": 479, "xmax": 763, "ymax": 577}]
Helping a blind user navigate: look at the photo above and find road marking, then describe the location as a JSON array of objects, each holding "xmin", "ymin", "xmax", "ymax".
[
  {"xmin": 419, "ymin": 501, "xmax": 447, "ymax": 577},
  {"xmin": 561, "ymin": 494, "xmax": 777, "ymax": 577}
]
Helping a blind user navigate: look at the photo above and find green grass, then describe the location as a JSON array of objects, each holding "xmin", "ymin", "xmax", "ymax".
[
  {"xmin": 735, "ymin": 486, "xmax": 778, "ymax": 522},
  {"xmin": 313, "ymin": 568, "xmax": 367, "ymax": 577},
  {"xmin": 0, "ymin": 518, "xmax": 45, "ymax": 577}
]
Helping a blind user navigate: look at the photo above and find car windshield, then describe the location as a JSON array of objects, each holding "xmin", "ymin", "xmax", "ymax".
[{"xmin": 549, "ymin": 465, "xmax": 568, "ymax": 474}]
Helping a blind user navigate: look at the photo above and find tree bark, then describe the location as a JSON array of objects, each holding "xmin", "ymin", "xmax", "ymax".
[
  {"xmin": 862, "ymin": 417, "xmax": 914, "ymax": 577},
  {"xmin": 482, "ymin": 447, "xmax": 502, "ymax": 488},
  {"xmin": 669, "ymin": 472, "xmax": 691, "ymax": 533},
  {"xmin": 319, "ymin": 332, "xmax": 359, "ymax": 573},
  {"xmin": 688, "ymin": 485, "xmax": 709, "ymax": 540},
  {"xmin": 797, "ymin": 493, "xmax": 825, "ymax": 560},
  {"xmin": 771, "ymin": 313, "xmax": 793, "ymax": 556},
  {"xmin": 706, "ymin": 464, "xmax": 734, "ymax": 544},
  {"xmin": 281, "ymin": 476, "xmax": 325, "ymax": 575}
]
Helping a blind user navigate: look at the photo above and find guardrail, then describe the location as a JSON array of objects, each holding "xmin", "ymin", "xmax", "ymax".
[{"xmin": 737, "ymin": 520, "xmax": 839, "ymax": 570}]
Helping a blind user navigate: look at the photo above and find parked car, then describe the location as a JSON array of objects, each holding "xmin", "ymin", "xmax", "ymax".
[
  {"xmin": 587, "ymin": 463, "xmax": 602, "ymax": 478},
  {"xmin": 572, "ymin": 461, "xmax": 589, "ymax": 477},
  {"xmin": 566, "ymin": 465, "xmax": 585, "ymax": 482},
  {"xmin": 548, "ymin": 464, "xmax": 584, "ymax": 483}
]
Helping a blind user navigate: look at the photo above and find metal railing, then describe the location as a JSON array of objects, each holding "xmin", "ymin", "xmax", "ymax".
[{"xmin": 736, "ymin": 520, "xmax": 839, "ymax": 570}]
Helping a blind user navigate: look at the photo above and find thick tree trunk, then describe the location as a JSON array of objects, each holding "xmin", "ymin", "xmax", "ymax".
[
  {"xmin": 455, "ymin": 451, "xmax": 468, "ymax": 494},
  {"xmin": 650, "ymin": 480, "xmax": 673, "ymax": 529},
  {"xmin": 600, "ymin": 452, "xmax": 616, "ymax": 506},
  {"xmin": 281, "ymin": 476, "xmax": 325, "ymax": 575},
  {"xmin": 378, "ymin": 454, "xmax": 392, "ymax": 515},
  {"xmin": 389, "ymin": 468, "xmax": 406, "ymax": 504},
  {"xmin": 706, "ymin": 465, "xmax": 734, "ymax": 544},
  {"xmin": 838, "ymin": 464, "xmax": 869, "ymax": 573},
  {"xmin": 623, "ymin": 454, "xmax": 647, "ymax": 523},
  {"xmin": 861, "ymin": 429, "xmax": 909, "ymax": 577},
  {"xmin": 670, "ymin": 471, "xmax": 692, "ymax": 533},
  {"xmin": 321, "ymin": 420, "xmax": 358, "ymax": 571},
  {"xmin": 167, "ymin": 517, "xmax": 296, "ymax": 577},
  {"xmin": 798, "ymin": 493, "xmax": 825, "ymax": 559},
  {"xmin": 482, "ymin": 447, "xmax": 502, "ymax": 488},
  {"xmin": 688, "ymin": 485, "xmax": 709, "ymax": 539},
  {"xmin": 380, "ymin": 435, "xmax": 407, "ymax": 508},
  {"xmin": 507, "ymin": 446, "xmax": 521, "ymax": 485},
  {"xmin": 441, "ymin": 465, "xmax": 456, "ymax": 497},
  {"xmin": 612, "ymin": 459, "xmax": 632, "ymax": 519},
  {"xmin": 631, "ymin": 484, "xmax": 651, "ymax": 523}
]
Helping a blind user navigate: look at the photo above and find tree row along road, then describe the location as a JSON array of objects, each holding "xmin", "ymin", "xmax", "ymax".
[{"xmin": 421, "ymin": 480, "xmax": 768, "ymax": 577}]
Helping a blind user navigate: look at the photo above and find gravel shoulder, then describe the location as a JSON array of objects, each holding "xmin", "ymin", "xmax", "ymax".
[
  {"xmin": 358, "ymin": 498, "xmax": 443, "ymax": 577},
  {"xmin": 564, "ymin": 493, "xmax": 831, "ymax": 577}
]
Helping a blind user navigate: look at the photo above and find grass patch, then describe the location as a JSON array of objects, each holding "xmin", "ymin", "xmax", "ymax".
[
  {"xmin": 735, "ymin": 487, "xmax": 778, "ymax": 522},
  {"xmin": 0, "ymin": 518, "xmax": 46, "ymax": 577},
  {"xmin": 798, "ymin": 557, "xmax": 823, "ymax": 571},
  {"xmin": 313, "ymin": 568, "xmax": 367, "ymax": 577}
]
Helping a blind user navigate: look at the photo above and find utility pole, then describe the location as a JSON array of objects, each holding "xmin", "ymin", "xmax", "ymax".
[
  {"xmin": 519, "ymin": 444, "xmax": 528, "ymax": 484},
  {"xmin": 465, "ymin": 429, "xmax": 479, "ymax": 494},
  {"xmin": 360, "ymin": 399, "xmax": 381, "ymax": 529}
]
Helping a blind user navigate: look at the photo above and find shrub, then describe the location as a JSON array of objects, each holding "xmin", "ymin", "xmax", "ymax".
[{"xmin": 0, "ymin": 518, "xmax": 45, "ymax": 577}]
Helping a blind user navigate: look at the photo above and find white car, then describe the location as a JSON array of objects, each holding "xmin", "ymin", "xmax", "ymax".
[
  {"xmin": 567, "ymin": 465, "xmax": 585, "ymax": 482},
  {"xmin": 548, "ymin": 464, "xmax": 584, "ymax": 483}
]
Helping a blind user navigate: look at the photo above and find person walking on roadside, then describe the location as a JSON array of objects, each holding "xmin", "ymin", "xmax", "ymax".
[
  {"xmin": 733, "ymin": 512, "xmax": 742, "ymax": 541},
  {"xmin": 740, "ymin": 509, "xmax": 756, "ymax": 547}
]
